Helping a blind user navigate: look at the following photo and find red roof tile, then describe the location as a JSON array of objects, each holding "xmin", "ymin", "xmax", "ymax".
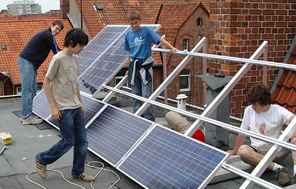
[
  {"xmin": 272, "ymin": 44, "xmax": 296, "ymax": 114},
  {"xmin": 75, "ymin": 0, "xmax": 208, "ymax": 38},
  {"xmin": 0, "ymin": 19, "xmax": 73, "ymax": 85}
]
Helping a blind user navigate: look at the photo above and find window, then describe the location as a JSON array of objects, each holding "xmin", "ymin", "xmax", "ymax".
[
  {"xmin": 115, "ymin": 69, "xmax": 128, "ymax": 87},
  {"xmin": 16, "ymin": 87, "xmax": 21, "ymax": 95},
  {"xmin": 37, "ymin": 85, "xmax": 43, "ymax": 93},
  {"xmin": 180, "ymin": 69, "xmax": 191, "ymax": 92},
  {"xmin": 197, "ymin": 17, "xmax": 203, "ymax": 28},
  {"xmin": 17, "ymin": 85, "xmax": 43, "ymax": 95},
  {"xmin": 183, "ymin": 39, "xmax": 189, "ymax": 51},
  {"xmin": 115, "ymin": 76, "xmax": 128, "ymax": 87}
]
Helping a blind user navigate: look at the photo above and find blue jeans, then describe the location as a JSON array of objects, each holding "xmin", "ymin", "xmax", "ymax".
[
  {"xmin": 17, "ymin": 56, "xmax": 37, "ymax": 119},
  {"xmin": 131, "ymin": 69, "xmax": 155, "ymax": 121},
  {"xmin": 37, "ymin": 108, "xmax": 88, "ymax": 176}
]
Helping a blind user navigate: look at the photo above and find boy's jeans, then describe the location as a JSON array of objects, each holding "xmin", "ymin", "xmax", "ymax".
[
  {"xmin": 131, "ymin": 69, "xmax": 155, "ymax": 121},
  {"xmin": 17, "ymin": 56, "xmax": 37, "ymax": 119},
  {"xmin": 37, "ymin": 108, "xmax": 88, "ymax": 176}
]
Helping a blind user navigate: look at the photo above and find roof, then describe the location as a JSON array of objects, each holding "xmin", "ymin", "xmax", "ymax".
[
  {"xmin": 75, "ymin": 0, "xmax": 209, "ymax": 39},
  {"xmin": 157, "ymin": 3, "xmax": 209, "ymax": 64},
  {"xmin": 272, "ymin": 44, "xmax": 296, "ymax": 114},
  {"xmin": 0, "ymin": 19, "xmax": 73, "ymax": 85},
  {"xmin": 0, "ymin": 11, "xmax": 13, "ymax": 18}
]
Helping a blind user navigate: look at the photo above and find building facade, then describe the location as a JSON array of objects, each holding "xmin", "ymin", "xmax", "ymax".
[{"xmin": 7, "ymin": 0, "xmax": 41, "ymax": 16}]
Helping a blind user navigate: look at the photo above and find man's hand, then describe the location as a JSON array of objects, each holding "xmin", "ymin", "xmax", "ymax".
[
  {"xmin": 171, "ymin": 47, "xmax": 178, "ymax": 53},
  {"xmin": 81, "ymin": 105, "xmax": 86, "ymax": 118},
  {"xmin": 50, "ymin": 106, "xmax": 61, "ymax": 120},
  {"xmin": 226, "ymin": 149, "xmax": 237, "ymax": 155},
  {"xmin": 291, "ymin": 137, "xmax": 296, "ymax": 145}
]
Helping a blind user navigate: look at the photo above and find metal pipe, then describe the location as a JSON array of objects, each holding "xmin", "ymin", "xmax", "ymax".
[{"xmin": 152, "ymin": 48, "xmax": 296, "ymax": 71}]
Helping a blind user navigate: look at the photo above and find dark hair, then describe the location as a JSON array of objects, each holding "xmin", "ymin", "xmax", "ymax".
[
  {"xmin": 127, "ymin": 10, "xmax": 140, "ymax": 21},
  {"xmin": 63, "ymin": 28, "xmax": 88, "ymax": 47},
  {"xmin": 52, "ymin": 20, "xmax": 64, "ymax": 30},
  {"xmin": 247, "ymin": 84, "xmax": 272, "ymax": 106}
]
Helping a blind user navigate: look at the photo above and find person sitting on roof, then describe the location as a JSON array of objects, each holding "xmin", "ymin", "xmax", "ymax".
[
  {"xmin": 227, "ymin": 84, "xmax": 296, "ymax": 186},
  {"xmin": 165, "ymin": 111, "xmax": 205, "ymax": 143}
]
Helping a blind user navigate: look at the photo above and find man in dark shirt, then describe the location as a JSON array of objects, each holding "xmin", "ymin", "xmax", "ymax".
[{"xmin": 17, "ymin": 20, "xmax": 64, "ymax": 125}]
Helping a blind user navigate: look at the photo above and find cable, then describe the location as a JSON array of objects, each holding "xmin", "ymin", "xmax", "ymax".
[{"xmin": 26, "ymin": 161, "xmax": 121, "ymax": 189}]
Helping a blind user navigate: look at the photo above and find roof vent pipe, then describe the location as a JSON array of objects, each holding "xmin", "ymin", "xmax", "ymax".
[{"xmin": 1, "ymin": 45, "xmax": 7, "ymax": 51}]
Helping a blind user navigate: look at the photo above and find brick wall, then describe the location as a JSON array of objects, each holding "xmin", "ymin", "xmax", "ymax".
[
  {"xmin": 166, "ymin": 6, "xmax": 211, "ymax": 107},
  {"xmin": 209, "ymin": 0, "xmax": 296, "ymax": 118}
]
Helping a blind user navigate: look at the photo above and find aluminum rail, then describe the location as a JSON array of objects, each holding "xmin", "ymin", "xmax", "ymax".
[
  {"xmin": 222, "ymin": 163, "xmax": 282, "ymax": 189},
  {"xmin": 151, "ymin": 48, "xmax": 296, "ymax": 71},
  {"xmin": 102, "ymin": 84, "xmax": 296, "ymax": 152}
]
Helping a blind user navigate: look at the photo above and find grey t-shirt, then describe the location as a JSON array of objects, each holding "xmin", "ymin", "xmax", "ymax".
[{"xmin": 46, "ymin": 51, "xmax": 81, "ymax": 110}]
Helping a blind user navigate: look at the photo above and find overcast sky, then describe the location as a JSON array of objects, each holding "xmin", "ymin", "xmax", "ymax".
[{"xmin": 0, "ymin": 0, "xmax": 60, "ymax": 13}]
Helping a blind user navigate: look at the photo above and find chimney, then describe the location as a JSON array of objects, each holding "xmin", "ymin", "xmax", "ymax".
[{"xmin": 60, "ymin": 0, "xmax": 69, "ymax": 19}]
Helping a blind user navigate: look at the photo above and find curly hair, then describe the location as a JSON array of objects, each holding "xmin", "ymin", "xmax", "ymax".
[{"xmin": 247, "ymin": 84, "xmax": 272, "ymax": 106}]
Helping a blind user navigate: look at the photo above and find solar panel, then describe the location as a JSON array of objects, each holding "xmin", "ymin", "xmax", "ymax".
[
  {"xmin": 78, "ymin": 26, "xmax": 130, "ymax": 74},
  {"xmin": 86, "ymin": 104, "xmax": 153, "ymax": 166},
  {"xmin": 118, "ymin": 125, "xmax": 230, "ymax": 189},
  {"xmin": 33, "ymin": 91, "xmax": 105, "ymax": 128},
  {"xmin": 33, "ymin": 90, "xmax": 51, "ymax": 120},
  {"xmin": 77, "ymin": 25, "xmax": 161, "ymax": 95}
]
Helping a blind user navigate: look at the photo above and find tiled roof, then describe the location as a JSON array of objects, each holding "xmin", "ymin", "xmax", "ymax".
[
  {"xmin": 272, "ymin": 45, "xmax": 296, "ymax": 114},
  {"xmin": 0, "ymin": 11, "xmax": 13, "ymax": 17},
  {"xmin": 0, "ymin": 19, "xmax": 73, "ymax": 85},
  {"xmin": 75, "ymin": 0, "xmax": 207, "ymax": 39}
]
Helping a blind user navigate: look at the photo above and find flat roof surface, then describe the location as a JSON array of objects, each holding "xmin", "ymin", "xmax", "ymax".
[{"xmin": 0, "ymin": 97, "xmax": 295, "ymax": 189}]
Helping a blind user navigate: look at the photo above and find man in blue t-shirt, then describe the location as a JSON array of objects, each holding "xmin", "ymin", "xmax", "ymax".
[
  {"xmin": 124, "ymin": 10, "xmax": 178, "ymax": 121},
  {"xmin": 17, "ymin": 20, "xmax": 64, "ymax": 125}
]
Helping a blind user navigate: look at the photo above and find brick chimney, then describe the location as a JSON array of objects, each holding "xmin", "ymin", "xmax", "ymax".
[{"xmin": 60, "ymin": 0, "xmax": 69, "ymax": 19}]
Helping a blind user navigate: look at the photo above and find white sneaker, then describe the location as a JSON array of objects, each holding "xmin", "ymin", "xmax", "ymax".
[{"xmin": 22, "ymin": 114, "xmax": 43, "ymax": 125}]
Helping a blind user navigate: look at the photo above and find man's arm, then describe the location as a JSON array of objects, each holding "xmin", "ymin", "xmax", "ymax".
[
  {"xmin": 289, "ymin": 115, "xmax": 296, "ymax": 144},
  {"xmin": 43, "ymin": 77, "xmax": 61, "ymax": 120},
  {"xmin": 226, "ymin": 133, "xmax": 247, "ymax": 155},
  {"xmin": 76, "ymin": 82, "xmax": 86, "ymax": 118},
  {"xmin": 159, "ymin": 38, "xmax": 178, "ymax": 53}
]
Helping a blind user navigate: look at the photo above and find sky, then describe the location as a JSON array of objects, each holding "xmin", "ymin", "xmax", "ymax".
[{"xmin": 0, "ymin": 0, "xmax": 60, "ymax": 13}]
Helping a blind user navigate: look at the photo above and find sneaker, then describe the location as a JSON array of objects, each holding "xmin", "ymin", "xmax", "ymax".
[
  {"xmin": 22, "ymin": 114, "xmax": 43, "ymax": 125},
  {"xmin": 36, "ymin": 156, "xmax": 47, "ymax": 179},
  {"xmin": 72, "ymin": 172, "xmax": 94, "ymax": 182},
  {"xmin": 276, "ymin": 167, "xmax": 290, "ymax": 186}
]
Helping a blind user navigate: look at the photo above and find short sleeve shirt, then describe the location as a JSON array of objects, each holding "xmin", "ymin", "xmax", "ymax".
[
  {"xmin": 241, "ymin": 104, "xmax": 294, "ymax": 147},
  {"xmin": 45, "ymin": 51, "xmax": 81, "ymax": 110},
  {"xmin": 124, "ymin": 26, "xmax": 161, "ymax": 62}
]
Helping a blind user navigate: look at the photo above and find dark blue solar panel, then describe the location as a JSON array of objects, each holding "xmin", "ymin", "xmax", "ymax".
[
  {"xmin": 78, "ymin": 25, "xmax": 161, "ymax": 95},
  {"xmin": 86, "ymin": 105, "xmax": 153, "ymax": 166},
  {"xmin": 78, "ymin": 26, "xmax": 130, "ymax": 73},
  {"xmin": 34, "ymin": 90, "xmax": 104, "ymax": 129},
  {"xmin": 33, "ymin": 90, "xmax": 51, "ymax": 120},
  {"xmin": 118, "ymin": 125, "xmax": 229, "ymax": 189}
]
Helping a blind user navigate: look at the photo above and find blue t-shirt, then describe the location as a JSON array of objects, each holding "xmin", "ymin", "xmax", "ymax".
[{"xmin": 124, "ymin": 26, "xmax": 161, "ymax": 63}]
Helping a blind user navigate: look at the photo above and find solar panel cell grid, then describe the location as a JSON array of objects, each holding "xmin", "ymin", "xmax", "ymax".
[
  {"xmin": 86, "ymin": 105, "xmax": 153, "ymax": 166},
  {"xmin": 118, "ymin": 125, "xmax": 229, "ymax": 189},
  {"xmin": 33, "ymin": 90, "xmax": 51, "ymax": 120}
]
